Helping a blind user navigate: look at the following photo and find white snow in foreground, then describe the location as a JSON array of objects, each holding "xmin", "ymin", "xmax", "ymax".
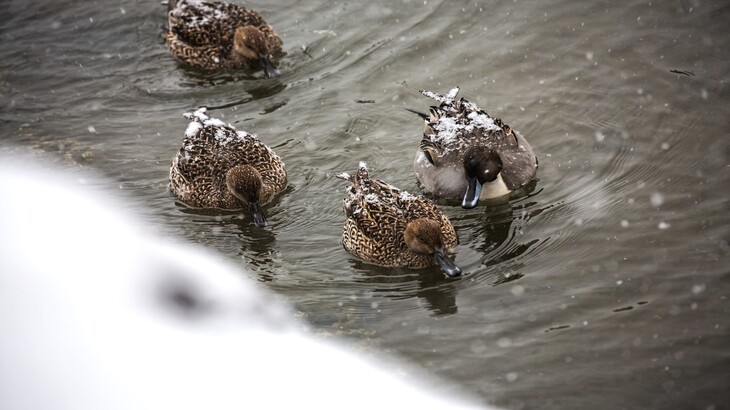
[{"xmin": 0, "ymin": 157, "xmax": 489, "ymax": 410}]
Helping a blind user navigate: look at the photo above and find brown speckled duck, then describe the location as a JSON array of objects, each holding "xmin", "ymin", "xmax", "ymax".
[
  {"xmin": 413, "ymin": 87, "xmax": 538, "ymax": 209},
  {"xmin": 169, "ymin": 107, "xmax": 287, "ymax": 227},
  {"xmin": 165, "ymin": 0, "xmax": 282, "ymax": 77},
  {"xmin": 337, "ymin": 162, "xmax": 461, "ymax": 277}
]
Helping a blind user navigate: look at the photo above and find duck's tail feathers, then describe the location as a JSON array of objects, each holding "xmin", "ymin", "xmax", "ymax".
[
  {"xmin": 337, "ymin": 162, "xmax": 372, "ymax": 185},
  {"xmin": 356, "ymin": 161, "xmax": 371, "ymax": 183},
  {"xmin": 420, "ymin": 87, "xmax": 460, "ymax": 105},
  {"xmin": 404, "ymin": 108, "xmax": 429, "ymax": 121}
]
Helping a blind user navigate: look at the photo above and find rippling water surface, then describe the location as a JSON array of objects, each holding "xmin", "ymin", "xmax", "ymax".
[{"xmin": 2, "ymin": 0, "xmax": 729, "ymax": 408}]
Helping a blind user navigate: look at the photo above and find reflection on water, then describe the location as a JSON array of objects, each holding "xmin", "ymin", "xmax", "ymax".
[
  {"xmin": 353, "ymin": 261, "xmax": 460, "ymax": 316},
  {"xmin": 174, "ymin": 203, "xmax": 282, "ymax": 282},
  {"xmin": 237, "ymin": 227, "xmax": 278, "ymax": 281},
  {"xmin": 453, "ymin": 186, "xmax": 547, "ymax": 286}
]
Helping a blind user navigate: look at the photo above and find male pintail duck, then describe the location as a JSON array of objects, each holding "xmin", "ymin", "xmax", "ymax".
[
  {"xmin": 337, "ymin": 162, "xmax": 461, "ymax": 277},
  {"xmin": 413, "ymin": 87, "xmax": 537, "ymax": 209},
  {"xmin": 169, "ymin": 107, "xmax": 287, "ymax": 227},
  {"xmin": 165, "ymin": 0, "xmax": 282, "ymax": 77}
]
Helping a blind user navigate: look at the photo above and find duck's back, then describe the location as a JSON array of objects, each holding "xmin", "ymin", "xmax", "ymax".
[{"xmin": 169, "ymin": 1, "xmax": 267, "ymax": 45}]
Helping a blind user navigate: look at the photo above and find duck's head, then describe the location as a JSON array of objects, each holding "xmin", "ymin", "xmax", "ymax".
[
  {"xmin": 226, "ymin": 165, "xmax": 268, "ymax": 227},
  {"xmin": 233, "ymin": 26, "xmax": 280, "ymax": 78},
  {"xmin": 404, "ymin": 218, "xmax": 462, "ymax": 277},
  {"xmin": 461, "ymin": 146, "xmax": 503, "ymax": 209}
]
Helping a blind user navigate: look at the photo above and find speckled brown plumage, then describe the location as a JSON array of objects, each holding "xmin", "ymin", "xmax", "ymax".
[
  {"xmin": 169, "ymin": 107, "xmax": 286, "ymax": 209},
  {"xmin": 165, "ymin": 0, "xmax": 282, "ymax": 70},
  {"xmin": 336, "ymin": 162, "xmax": 458, "ymax": 269}
]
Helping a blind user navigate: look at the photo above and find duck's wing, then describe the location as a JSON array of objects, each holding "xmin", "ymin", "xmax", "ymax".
[
  {"xmin": 338, "ymin": 165, "xmax": 408, "ymax": 250},
  {"xmin": 341, "ymin": 216, "xmax": 387, "ymax": 264},
  {"xmin": 493, "ymin": 130, "xmax": 538, "ymax": 190},
  {"xmin": 353, "ymin": 189, "xmax": 404, "ymax": 244},
  {"xmin": 165, "ymin": 28, "xmax": 224, "ymax": 69}
]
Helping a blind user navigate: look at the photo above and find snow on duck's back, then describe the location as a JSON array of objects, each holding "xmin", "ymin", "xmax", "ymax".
[{"xmin": 182, "ymin": 107, "xmax": 251, "ymax": 146}]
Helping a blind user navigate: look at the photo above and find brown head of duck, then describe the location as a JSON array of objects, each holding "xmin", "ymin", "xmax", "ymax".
[
  {"xmin": 226, "ymin": 164, "xmax": 268, "ymax": 227},
  {"xmin": 404, "ymin": 218, "xmax": 462, "ymax": 277},
  {"xmin": 233, "ymin": 26, "xmax": 280, "ymax": 78}
]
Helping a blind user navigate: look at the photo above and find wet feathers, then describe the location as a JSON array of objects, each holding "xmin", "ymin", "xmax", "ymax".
[
  {"xmin": 169, "ymin": 107, "xmax": 286, "ymax": 209},
  {"xmin": 337, "ymin": 163, "xmax": 458, "ymax": 269}
]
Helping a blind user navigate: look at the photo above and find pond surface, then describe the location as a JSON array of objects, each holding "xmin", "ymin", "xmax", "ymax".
[{"xmin": 1, "ymin": 0, "xmax": 728, "ymax": 408}]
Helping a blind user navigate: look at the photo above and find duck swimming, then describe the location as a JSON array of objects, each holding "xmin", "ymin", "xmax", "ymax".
[
  {"xmin": 169, "ymin": 107, "xmax": 287, "ymax": 227},
  {"xmin": 165, "ymin": 0, "xmax": 282, "ymax": 77},
  {"xmin": 413, "ymin": 87, "xmax": 537, "ymax": 209},
  {"xmin": 337, "ymin": 162, "xmax": 461, "ymax": 277}
]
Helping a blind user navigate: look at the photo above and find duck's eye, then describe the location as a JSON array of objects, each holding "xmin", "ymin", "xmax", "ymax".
[{"xmin": 422, "ymin": 149, "xmax": 435, "ymax": 165}]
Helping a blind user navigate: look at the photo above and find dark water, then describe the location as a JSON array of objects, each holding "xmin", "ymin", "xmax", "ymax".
[{"xmin": 2, "ymin": 0, "xmax": 729, "ymax": 408}]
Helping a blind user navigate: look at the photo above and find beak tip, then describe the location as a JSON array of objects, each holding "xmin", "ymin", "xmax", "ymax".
[
  {"xmin": 260, "ymin": 56, "xmax": 280, "ymax": 78},
  {"xmin": 434, "ymin": 249, "xmax": 462, "ymax": 277},
  {"xmin": 445, "ymin": 266, "xmax": 463, "ymax": 277},
  {"xmin": 461, "ymin": 193, "xmax": 480, "ymax": 209},
  {"xmin": 461, "ymin": 199, "xmax": 478, "ymax": 209}
]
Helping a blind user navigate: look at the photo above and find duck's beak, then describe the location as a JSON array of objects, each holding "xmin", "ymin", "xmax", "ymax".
[
  {"xmin": 434, "ymin": 246, "xmax": 462, "ymax": 277},
  {"xmin": 462, "ymin": 175, "xmax": 482, "ymax": 209},
  {"xmin": 248, "ymin": 201, "xmax": 268, "ymax": 227},
  {"xmin": 259, "ymin": 56, "xmax": 280, "ymax": 78}
]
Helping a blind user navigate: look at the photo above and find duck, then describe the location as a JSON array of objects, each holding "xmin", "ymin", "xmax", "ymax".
[
  {"xmin": 337, "ymin": 162, "xmax": 461, "ymax": 277},
  {"xmin": 169, "ymin": 107, "xmax": 287, "ymax": 227},
  {"xmin": 165, "ymin": 0, "xmax": 282, "ymax": 77},
  {"xmin": 412, "ymin": 87, "xmax": 538, "ymax": 209}
]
